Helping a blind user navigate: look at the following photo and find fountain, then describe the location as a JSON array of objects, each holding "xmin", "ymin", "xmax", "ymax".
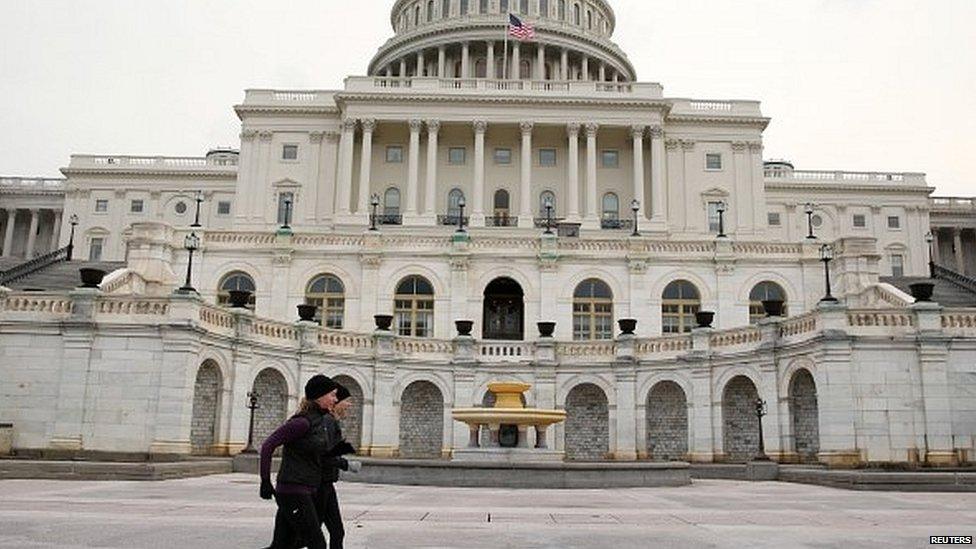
[{"xmin": 451, "ymin": 381, "xmax": 567, "ymax": 462}]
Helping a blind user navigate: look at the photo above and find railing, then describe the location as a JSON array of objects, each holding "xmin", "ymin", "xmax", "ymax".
[
  {"xmin": 437, "ymin": 214, "xmax": 469, "ymax": 227},
  {"xmin": 934, "ymin": 264, "xmax": 976, "ymax": 295},
  {"xmin": 487, "ymin": 215, "xmax": 518, "ymax": 227},
  {"xmin": 375, "ymin": 214, "xmax": 403, "ymax": 226},
  {"xmin": 930, "ymin": 197, "xmax": 976, "ymax": 210},
  {"xmin": 0, "ymin": 246, "xmax": 70, "ymax": 286},
  {"xmin": 533, "ymin": 217, "xmax": 564, "ymax": 229},
  {"xmin": 477, "ymin": 342, "xmax": 532, "ymax": 361},
  {"xmin": 764, "ymin": 169, "xmax": 926, "ymax": 185},
  {"xmin": 0, "ymin": 177, "xmax": 66, "ymax": 191},
  {"xmin": 600, "ymin": 218, "xmax": 634, "ymax": 230},
  {"xmin": 343, "ymin": 76, "xmax": 665, "ymax": 98},
  {"xmin": 68, "ymin": 155, "xmax": 237, "ymax": 169}
]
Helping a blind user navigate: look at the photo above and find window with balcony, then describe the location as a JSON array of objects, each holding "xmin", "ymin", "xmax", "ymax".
[
  {"xmin": 662, "ymin": 280, "xmax": 701, "ymax": 334},
  {"xmin": 520, "ymin": 0, "xmax": 528, "ymax": 14},
  {"xmin": 479, "ymin": 0, "xmax": 488, "ymax": 13},
  {"xmin": 500, "ymin": 0, "xmax": 509, "ymax": 13},
  {"xmin": 539, "ymin": 190, "xmax": 556, "ymax": 218},
  {"xmin": 442, "ymin": 188, "xmax": 466, "ymax": 225},
  {"xmin": 573, "ymin": 279, "xmax": 614, "ymax": 341},
  {"xmin": 383, "ymin": 187, "xmax": 402, "ymax": 224},
  {"xmin": 306, "ymin": 274, "xmax": 345, "ymax": 328},
  {"xmin": 395, "ymin": 276, "xmax": 435, "ymax": 337}
]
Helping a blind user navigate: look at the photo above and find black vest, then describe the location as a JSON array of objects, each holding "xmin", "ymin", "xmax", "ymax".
[
  {"xmin": 321, "ymin": 420, "xmax": 344, "ymax": 484},
  {"xmin": 276, "ymin": 406, "xmax": 333, "ymax": 487}
]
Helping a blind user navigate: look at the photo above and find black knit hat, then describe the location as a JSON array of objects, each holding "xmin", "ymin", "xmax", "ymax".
[
  {"xmin": 336, "ymin": 384, "xmax": 351, "ymax": 403},
  {"xmin": 305, "ymin": 374, "xmax": 336, "ymax": 401}
]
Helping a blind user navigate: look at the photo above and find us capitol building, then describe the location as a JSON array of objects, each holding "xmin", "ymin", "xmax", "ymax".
[{"xmin": 1, "ymin": 0, "xmax": 975, "ymax": 468}]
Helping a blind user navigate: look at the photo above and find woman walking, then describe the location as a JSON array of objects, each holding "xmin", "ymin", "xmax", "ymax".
[
  {"xmin": 259, "ymin": 374, "xmax": 340, "ymax": 549},
  {"xmin": 315, "ymin": 383, "xmax": 358, "ymax": 549}
]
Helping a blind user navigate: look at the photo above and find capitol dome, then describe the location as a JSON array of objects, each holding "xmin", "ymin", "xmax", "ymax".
[{"xmin": 369, "ymin": 0, "xmax": 636, "ymax": 82}]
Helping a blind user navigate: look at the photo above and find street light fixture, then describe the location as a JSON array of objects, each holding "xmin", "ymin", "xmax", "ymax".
[
  {"xmin": 754, "ymin": 398, "xmax": 770, "ymax": 461},
  {"xmin": 804, "ymin": 203, "xmax": 817, "ymax": 239},
  {"xmin": 191, "ymin": 190, "xmax": 203, "ymax": 228},
  {"xmin": 178, "ymin": 232, "xmax": 200, "ymax": 293},
  {"xmin": 925, "ymin": 231, "xmax": 935, "ymax": 278},
  {"xmin": 241, "ymin": 391, "xmax": 260, "ymax": 454},
  {"xmin": 281, "ymin": 198, "xmax": 293, "ymax": 231},
  {"xmin": 369, "ymin": 194, "xmax": 380, "ymax": 231},
  {"xmin": 716, "ymin": 201, "xmax": 727, "ymax": 238},
  {"xmin": 820, "ymin": 243, "xmax": 838, "ymax": 303},
  {"xmin": 544, "ymin": 196, "xmax": 554, "ymax": 235},
  {"xmin": 457, "ymin": 196, "xmax": 467, "ymax": 233},
  {"xmin": 631, "ymin": 199, "xmax": 641, "ymax": 237},
  {"xmin": 67, "ymin": 214, "xmax": 79, "ymax": 260}
]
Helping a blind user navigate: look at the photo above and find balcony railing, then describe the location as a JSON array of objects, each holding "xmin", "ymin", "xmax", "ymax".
[
  {"xmin": 533, "ymin": 217, "xmax": 564, "ymax": 229},
  {"xmin": 437, "ymin": 214, "xmax": 470, "ymax": 227},
  {"xmin": 374, "ymin": 214, "xmax": 403, "ymax": 226},
  {"xmin": 764, "ymin": 169, "xmax": 926, "ymax": 185},
  {"xmin": 487, "ymin": 215, "xmax": 518, "ymax": 227},
  {"xmin": 601, "ymin": 218, "xmax": 634, "ymax": 230}
]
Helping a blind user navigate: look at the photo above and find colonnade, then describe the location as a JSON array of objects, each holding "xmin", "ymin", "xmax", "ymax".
[
  {"xmin": 932, "ymin": 227, "xmax": 976, "ymax": 276},
  {"xmin": 0, "ymin": 208, "xmax": 63, "ymax": 260}
]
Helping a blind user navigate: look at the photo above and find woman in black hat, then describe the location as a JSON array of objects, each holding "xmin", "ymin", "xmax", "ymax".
[{"xmin": 259, "ymin": 374, "xmax": 339, "ymax": 549}]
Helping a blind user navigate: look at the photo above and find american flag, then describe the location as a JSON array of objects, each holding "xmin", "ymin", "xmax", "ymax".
[{"xmin": 508, "ymin": 14, "xmax": 535, "ymax": 41}]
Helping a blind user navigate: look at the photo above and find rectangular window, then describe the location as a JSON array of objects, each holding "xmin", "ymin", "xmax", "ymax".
[
  {"xmin": 277, "ymin": 192, "xmax": 294, "ymax": 225},
  {"xmin": 891, "ymin": 254, "xmax": 904, "ymax": 277},
  {"xmin": 520, "ymin": 0, "xmax": 528, "ymax": 14},
  {"xmin": 460, "ymin": 0, "xmax": 468, "ymax": 15},
  {"xmin": 479, "ymin": 0, "xmax": 488, "ymax": 13},
  {"xmin": 282, "ymin": 144, "xmax": 298, "ymax": 160},
  {"xmin": 887, "ymin": 216, "xmax": 901, "ymax": 229},
  {"xmin": 853, "ymin": 214, "xmax": 867, "ymax": 228},
  {"xmin": 540, "ymin": 0, "xmax": 549, "ymax": 15},
  {"xmin": 448, "ymin": 147, "xmax": 466, "ymax": 165},
  {"xmin": 707, "ymin": 201, "xmax": 723, "ymax": 233},
  {"xmin": 94, "ymin": 199, "xmax": 109, "ymax": 213},
  {"xmin": 89, "ymin": 238, "xmax": 104, "ymax": 262},
  {"xmin": 539, "ymin": 148, "xmax": 557, "ymax": 167},
  {"xmin": 386, "ymin": 146, "xmax": 404, "ymax": 163},
  {"xmin": 499, "ymin": 0, "xmax": 508, "ymax": 13},
  {"xmin": 705, "ymin": 153, "xmax": 723, "ymax": 170},
  {"xmin": 494, "ymin": 148, "xmax": 512, "ymax": 165},
  {"xmin": 217, "ymin": 201, "xmax": 232, "ymax": 215},
  {"xmin": 601, "ymin": 150, "xmax": 619, "ymax": 168},
  {"xmin": 130, "ymin": 199, "xmax": 144, "ymax": 214},
  {"xmin": 767, "ymin": 212, "xmax": 781, "ymax": 226}
]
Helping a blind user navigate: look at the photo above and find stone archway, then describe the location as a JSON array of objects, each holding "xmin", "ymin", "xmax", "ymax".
[
  {"xmin": 398, "ymin": 381, "xmax": 444, "ymax": 459},
  {"xmin": 332, "ymin": 375, "xmax": 364, "ymax": 453},
  {"xmin": 564, "ymin": 383, "xmax": 609, "ymax": 461},
  {"xmin": 646, "ymin": 381, "xmax": 688, "ymax": 461},
  {"xmin": 190, "ymin": 361, "xmax": 222, "ymax": 455},
  {"xmin": 482, "ymin": 277, "xmax": 525, "ymax": 341},
  {"xmin": 789, "ymin": 369, "xmax": 820, "ymax": 462},
  {"xmin": 722, "ymin": 376, "xmax": 760, "ymax": 463},
  {"xmin": 252, "ymin": 369, "xmax": 289, "ymax": 449}
]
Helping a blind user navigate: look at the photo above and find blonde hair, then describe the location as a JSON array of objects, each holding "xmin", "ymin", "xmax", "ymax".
[
  {"xmin": 294, "ymin": 397, "xmax": 317, "ymax": 417},
  {"xmin": 333, "ymin": 399, "xmax": 353, "ymax": 420}
]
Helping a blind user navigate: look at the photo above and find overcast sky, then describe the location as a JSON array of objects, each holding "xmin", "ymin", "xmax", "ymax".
[{"xmin": 1, "ymin": 0, "xmax": 973, "ymax": 196}]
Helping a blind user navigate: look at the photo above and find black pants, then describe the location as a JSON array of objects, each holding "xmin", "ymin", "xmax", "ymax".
[
  {"xmin": 270, "ymin": 492, "xmax": 327, "ymax": 549},
  {"xmin": 315, "ymin": 483, "xmax": 344, "ymax": 549}
]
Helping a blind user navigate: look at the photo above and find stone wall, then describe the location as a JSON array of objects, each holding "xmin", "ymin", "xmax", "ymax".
[
  {"xmin": 789, "ymin": 369, "xmax": 820, "ymax": 462},
  {"xmin": 646, "ymin": 381, "xmax": 688, "ymax": 461},
  {"xmin": 332, "ymin": 375, "xmax": 364, "ymax": 452},
  {"xmin": 398, "ymin": 381, "xmax": 443, "ymax": 458},
  {"xmin": 251, "ymin": 369, "xmax": 288, "ymax": 449},
  {"xmin": 722, "ymin": 376, "xmax": 760, "ymax": 462},
  {"xmin": 564, "ymin": 383, "xmax": 609, "ymax": 461},
  {"xmin": 190, "ymin": 361, "xmax": 221, "ymax": 455}
]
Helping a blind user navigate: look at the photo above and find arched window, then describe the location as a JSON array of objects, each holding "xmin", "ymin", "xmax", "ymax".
[
  {"xmin": 494, "ymin": 189, "xmax": 510, "ymax": 213},
  {"xmin": 277, "ymin": 191, "xmax": 294, "ymax": 226},
  {"xmin": 460, "ymin": 0, "xmax": 468, "ymax": 14},
  {"xmin": 475, "ymin": 58, "xmax": 487, "ymax": 78},
  {"xmin": 587, "ymin": 9, "xmax": 592, "ymax": 29},
  {"xmin": 573, "ymin": 279, "xmax": 614, "ymax": 340},
  {"xmin": 574, "ymin": 3, "xmax": 580, "ymax": 25},
  {"xmin": 558, "ymin": 0, "xmax": 566, "ymax": 20},
  {"xmin": 479, "ymin": 0, "xmax": 488, "ymax": 13},
  {"xmin": 442, "ymin": 0, "xmax": 450, "ymax": 17},
  {"xmin": 306, "ymin": 274, "xmax": 345, "ymax": 329},
  {"xmin": 519, "ymin": 0, "xmax": 528, "ymax": 14},
  {"xmin": 540, "ymin": 0, "xmax": 549, "ymax": 16},
  {"xmin": 602, "ymin": 192, "xmax": 619, "ymax": 220},
  {"xmin": 749, "ymin": 281, "xmax": 787, "ymax": 324},
  {"xmin": 539, "ymin": 190, "xmax": 556, "ymax": 217},
  {"xmin": 217, "ymin": 272, "xmax": 256, "ymax": 310},
  {"xmin": 447, "ymin": 188, "xmax": 465, "ymax": 218},
  {"xmin": 427, "ymin": 0, "xmax": 434, "ymax": 21},
  {"xmin": 384, "ymin": 187, "xmax": 401, "ymax": 216},
  {"xmin": 662, "ymin": 281, "xmax": 701, "ymax": 334},
  {"xmin": 395, "ymin": 276, "xmax": 435, "ymax": 337},
  {"xmin": 519, "ymin": 59, "xmax": 531, "ymax": 79},
  {"xmin": 414, "ymin": 5, "xmax": 421, "ymax": 25},
  {"xmin": 499, "ymin": 0, "xmax": 509, "ymax": 13}
]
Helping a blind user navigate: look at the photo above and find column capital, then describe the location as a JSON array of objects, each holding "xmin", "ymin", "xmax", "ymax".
[
  {"xmin": 426, "ymin": 119, "xmax": 441, "ymax": 134},
  {"xmin": 258, "ymin": 130, "xmax": 274, "ymax": 142},
  {"xmin": 665, "ymin": 138, "xmax": 680, "ymax": 151},
  {"xmin": 566, "ymin": 122, "xmax": 580, "ymax": 137},
  {"xmin": 408, "ymin": 119, "xmax": 423, "ymax": 132},
  {"xmin": 473, "ymin": 119, "xmax": 488, "ymax": 134},
  {"xmin": 629, "ymin": 125, "xmax": 646, "ymax": 139},
  {"xmin": 341, "ymin": 118, "xmax": 357, "ymax": 132},
  {"xmin": 748, "ymin": 141, "xmax": 764, "ymax": 153},
  {"xmin": 584, "ymin": 123, "xmax": 599, "ymax": 137},
  {"xmin": 360, "ymin": 118, "xmax": 377, "ymax": 133},
  {"xmin": 681, "ymin": 139, "xmax": 696, "ymax": 151},
  {"xmin": 325, "ymin": 131, "xmax": 340, "ymax": 143},
  {"xmin": 309, "ymin": 131, "xmax": 325, "ymax": 144},
  {"xmin": 520, "ymin": 121, "xmax": 535, "ymax": 134},
  {"xmin": 648, "ymin": 125, "xmax": 664, "ymax": 139},
  {"xmin": 240, "ymin": 129, "xmax": 258, "ymax": 142},
  {"xmin": 732, "ymin": 141, "xmax": 748, "ymax": 153}
]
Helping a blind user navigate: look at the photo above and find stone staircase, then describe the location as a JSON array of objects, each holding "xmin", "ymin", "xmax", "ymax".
[
  {"xmin": 882, "ymin": 270, "xmax": 976, "ymax": 307},
  {"xmin": 3, "ymin": 260, "xmax": 126, "ymax": 291}
]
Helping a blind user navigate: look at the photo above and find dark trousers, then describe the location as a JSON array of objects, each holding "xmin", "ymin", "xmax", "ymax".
[
  {"xmin": 315, "ymin": 483, "xmax": 344, "ymax": 549},
  {"xmin": 270, "ymin": 492, "xmax": 327, "ymax": 549}
]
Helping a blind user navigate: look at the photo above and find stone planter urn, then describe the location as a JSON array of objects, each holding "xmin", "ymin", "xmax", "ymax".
[
  {"xmin": 762, "ymin": 299, "xmax": 785, "ymax": 318},
  {"xmin": 695, "ymin": 311, "xmax": 715, "ymax": 329},
  {"xmin": 228, "ymin": 290, "xmax": 252, "ymax": 309},
  {"xmin": 374, "ymin": 314, "xmax": 394, "ymax": 331},
  {"xmin": 617, "ymin": 318, "xmax": 638, "ymax": 336},
  {"xmin": 537, "ymin": 321, "xmax": 556, "ymax": 338},
  {"xmin": 909, "ymin": 282, "xmax": 935, "ymax": 302},
  {"xmin": 78, "ymin": 268, "xmax": 106, "ymax": 289},
  {"xmin": 455, "ymin": 320, "xmax": 474, "ymax": 337},
  {"xmin": 297, "ymin": 304, "xmax": 317, "ymax": 322}
]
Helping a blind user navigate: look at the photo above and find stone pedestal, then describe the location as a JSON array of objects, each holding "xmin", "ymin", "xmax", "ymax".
[
  {"xmin": 746, "ymin": 460, "xmax": 780, "ymax": 481},
  {"xmin": 452, "ymin": 447, "xmax": 565, "ymax": 463}
]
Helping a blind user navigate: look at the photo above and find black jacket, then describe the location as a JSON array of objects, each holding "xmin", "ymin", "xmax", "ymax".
[
  {"xmin": 321, "ymin": 419, "xmax": 344, "ymax": 484},
  {"xmin": 277, "ymin": 406, "xmax": 339, "ymax": 487}
]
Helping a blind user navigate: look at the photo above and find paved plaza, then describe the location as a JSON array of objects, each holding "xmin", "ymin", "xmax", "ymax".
[{"xmin": 0, "ymin": 474, "xmax": 972, "ymax": 548}]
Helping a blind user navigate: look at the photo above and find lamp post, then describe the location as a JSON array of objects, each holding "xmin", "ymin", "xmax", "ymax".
[
  {"xmin": 804, "ymin": 203, "xmax": 816, "ymax": 239},
  {"xmin": 544, "ymin": 196, "xmax": 554, "ymax": 235},
  {"xmin": 925, "ymin": 231, "xmax": 935, "ymax": 278},
  {"xmin": 178, "ymin": 232, "xmax": 200, "ymax": 293},
  {"xmin": 67, "ymin": 214, "xmax": 79, "ymax": 260},
  {"xmin": 754, "ymin": 398, "xmax": 770, "ymax": 461},
  {"xmin": 191, "ymin": 190, "xmax": 203, "ymax": 228},
  {"xmin": 281, "ymin": 198, "xmax": 292, "ymax": 231},
  {"xmin": 716, "ymin": 201, "xmax": 727, "ymax": 238},
  {"xmin": 631, "ymin": 199, "xmax": 640, "ymax": 237},
  {"xmin": 457, "ymin": 196, "xmax": 467, "ymax": 233},
  {"xmin": 820, "ymin": 243, "xmax": 838, "ymax": 303},
  {"xmin": 241, "ymin": 391, "xmax": 260, "ymax": 454},
  {"xmin": 369, "ymin": 194, "xmax": 380, "ymax": 231}
]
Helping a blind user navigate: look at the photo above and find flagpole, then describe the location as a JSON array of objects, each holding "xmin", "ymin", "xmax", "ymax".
[{"xmin": 502, "ymin": 13, "xmax": 509, "ymax": 81}]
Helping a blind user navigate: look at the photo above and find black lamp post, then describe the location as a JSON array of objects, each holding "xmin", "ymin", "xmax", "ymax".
[
  {"xmin": 369, "ymin": 194, "xmax": 380, "ymax": 231},
  {"xmin": 241, "ymin": 391, "xmax": 260, "ymax": 454},
  {"xmin": 281, "ymin": 198, "xmax": 292, "ymax": 231},
  {"xmin": 754, "ymin": 398, "xmax": 770, "ymax": 461},
  {"xmin": 926, "ymin": 231, "xmax": 935, "ymax": 278},
  {"xmin": 457, "ymin": 196, "xmax": 467, "ymax": 233},
  {"xmin": 820, "ymin": 243, "xmax": 838, "ymax": 303},
  {"xmin": 716, "ymin": 201, "xmax": 727, "ymax": 238},
  {"xmin": 544, "ymin": 196, "xmax": 554, "ymax": 235},
  {"xmin": 67, "ymin": 214, "xmax": 79, "ymax": 260},
  {"xmin": 178, "ymin": 232, "xmax": 200, "ymax": 293},
  {"xmin": 804, "ymin": 203, "xmax": 816, "ymax": 240},
  {"xmin": 191, "ymin": 190, "xmax": 203, "ymax": 228},
  {"xmin": 631, "ymin": 199, "xmax": 641, "ymax": 237}
]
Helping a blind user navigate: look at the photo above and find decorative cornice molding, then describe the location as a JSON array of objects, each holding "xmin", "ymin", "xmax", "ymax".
[
  {"xmin": 335, "ymin": 92, "xmax": 670, "ymax": 111},
  {"xmin": 667, "ymin": 114, "xmax": 771, "ymax": 130}
]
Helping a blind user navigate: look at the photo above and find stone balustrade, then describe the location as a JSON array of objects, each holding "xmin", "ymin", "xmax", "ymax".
[{"xmin": 765, "ymin": 168, "xmax": 927, "ymax": 186}]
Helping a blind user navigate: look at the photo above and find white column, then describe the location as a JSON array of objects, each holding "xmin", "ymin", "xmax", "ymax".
[
  {"xmin": 25, "ymin": 209, "xmax": 40, "ymax": 259},
  {"xmin": 471, "ymin": 120, "xmax": 487, "ymax": 226},
  {"xmin": 536, "ymin": 44, "xmax": 545, "ymax": 80},
  {"xmin": 336, "ymin": 118, "xmax": 357, "ymax": 216},
  {"xmin": 511, "ymin": 42, "xmax": 520, "ymax": 79},
  {"xmin": 416, "ymin": 50, "xmax": 425, "ymax": 76},
  {"xmin": 51, "ymin": 210, "xmax": 63, "ymax": 251},
  {"xmin": 581, "ymin": 56, "xmax": 589, "ymax": 80},
  {"xmin": 630, "ymin": 125, "xmax": 646, "ymax": 222},
  {"xmin": 2, "ymin": 209, "xmax": 16, "ymax": 257},
  {"xmin": 567, "ymin": 123, "xmax": 581, "ymax": 221},
  {"xmin": 599, "ymin": 62, "xmax": 606, "ymax": 82},
  {"xmin": 424, "ymin": 120, "xmax": 440, "ymax": 218},
  {"xmin": 385, "ymin": 66, "xmax": 393, "ymax": 77},
  {"xmin": 486, "ymin": 42, "xmax": 495, "ymax": 79},
  {"xmin": 953, "ymin": 228, "xmax": 964, "ymax": 272},
  {"xmin": 399, "ymin": 58, "xmax": 407, "ymax": 77},
  {"xmin": 518, "ymin": 121, "xmax": 534, "ymax": 227},
  {"xmin": 438, "ymin": 46, "xmax": 446, "ymax": 78},
  {"xmin": 356, "ymin": 119, "xmax": 376, "ymax": 216},
  {"xmin": 584, "ymin": 123, "xmax": 599, "ymax": 227},
  {"xmin": 461, "ymin": 42, "xmax": 470, "ymax": 78},
  {"xmin": 406, "ymin": 119, "xmax": 422, "ymax": 217},
  {"xmin": 648, "ymin": 125, "xmax": 667, "ymax": 228},
  {"xmin": 614, "ymin": 370, "xmax": 638, "ymax": 460}
]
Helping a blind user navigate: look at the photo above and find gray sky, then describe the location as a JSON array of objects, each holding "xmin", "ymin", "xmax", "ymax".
[{"xmin": 1, "ymin": 0, "xmax": 973, "ymax": 196}]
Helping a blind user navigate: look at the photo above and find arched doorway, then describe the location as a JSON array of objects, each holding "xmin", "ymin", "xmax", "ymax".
[
  {"xmin": 722, "ymin": 376, "xmax": 760, "ymax": 463},
  {"xmin": 483, "ymin": 277, "xmax": 525, "ymax": 340},
  {"xmin": 190, "ymin": 361, "xmax": 222, "ymax": 455},
  {"xmin": 564, "ymin": 383, "xmax": 609, "ymax": 461},
  {"xmin": 398, "ymin": 381, "xmax": 444, "ymax": 458},
  {"xmin": 332, "ymin": 375, "xmax": 365, "ymax": 453},
  {"xmin": 252, "ymin": 369, "xmax": 289, "ymax": 450},
  {"xmin": 789, "ymin": 369, "xmax": 820, "ymax": 462},
  {"xmin": 646, "ymin": 381, "xmax": 688, "ymax": 461}
]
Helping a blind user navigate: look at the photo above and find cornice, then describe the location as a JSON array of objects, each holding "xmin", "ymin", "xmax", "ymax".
[
  {"xmin": 60, "ymin": 168, "xmax": 238, "ymax": 179},
  {"xmin": 335, "ymin": 91, "xmax": 670, "ymax": 110},
  {"xmin": 666, "ymin": 114, "xmax": 771, "ymax": 130},
  {"xmin": 765, "ymin": 181, "xmax": 934, "ymax": 194},
  {"xmin": 234, "ymin": 104, "xmax": 340, "ymax": 119}
]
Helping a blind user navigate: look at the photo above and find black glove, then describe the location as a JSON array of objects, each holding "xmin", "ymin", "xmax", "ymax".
[
  {"xmin": 337, "ymin": 457, "xmax": 349, "ymax": 471},
  {"xmin": 260, "ymin": 479, "xmax": 275, "ymax": 500},
  {"xmin": 333, "ymin": 440, "xmax": 356, "ymax": 457}
]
